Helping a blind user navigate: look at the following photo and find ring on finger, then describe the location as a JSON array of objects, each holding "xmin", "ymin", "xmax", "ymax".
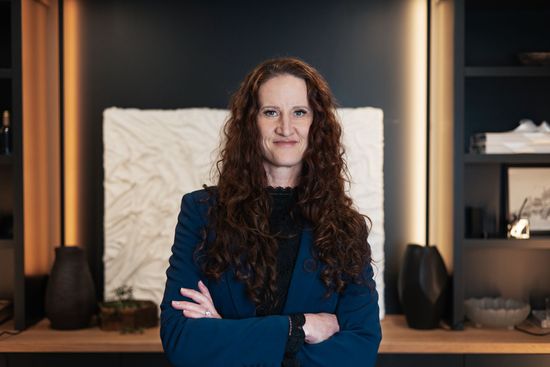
[{"xmin": 204, "ymin": 310, "xmax": 212, "ymax": 317}]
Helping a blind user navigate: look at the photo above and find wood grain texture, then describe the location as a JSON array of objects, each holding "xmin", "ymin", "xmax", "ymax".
[
  {"xmin": 378, "ymin": 315, "xmax": 550, "ymax": 354},
  {"xmin": 1, "ymin": 315, "xmax": 549, "ymax": 354}
]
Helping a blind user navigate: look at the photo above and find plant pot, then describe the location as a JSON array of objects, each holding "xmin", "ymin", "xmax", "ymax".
[
  {"xmin": 99, "ymin": 300, "xmax": 158, "ymax": 331},
  {"xmin": 398, "ymin": 243, "xmax": 449, "ymax": 329},
  {"xmin": 45, "ymin": 246, "xmax": 97, "ymax": 330}
]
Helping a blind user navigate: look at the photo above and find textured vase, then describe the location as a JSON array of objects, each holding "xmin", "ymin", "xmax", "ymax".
[
  {"xmin": 45, "ymin": 246, "xmax": 97, "ymax": 329},
  {"xmin": 398, "ymin": 243, "xmax": 448, "ymax": 329}
]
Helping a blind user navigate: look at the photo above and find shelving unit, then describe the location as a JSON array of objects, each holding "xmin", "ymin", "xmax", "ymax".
[
  {"xmin": 450, "ymin": 0, "xmax": 550, "ymax": 329},
  {"xmin": 0, "ymin": 0, "xmax": 22, "ymax": 329},
  {"xmin": 1, "ymin": 0, "xmax": 60, "ymax": 330}
]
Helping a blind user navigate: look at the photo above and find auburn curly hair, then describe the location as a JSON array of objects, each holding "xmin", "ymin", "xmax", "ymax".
[{"xmin": 198, "ymin": 57, "xmax": 372, "ymax": 305}]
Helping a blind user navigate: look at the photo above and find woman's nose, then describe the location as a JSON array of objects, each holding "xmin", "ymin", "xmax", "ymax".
[{"xmin": 277, "ymin": 114, "xmax": 292, "ymax": 136}]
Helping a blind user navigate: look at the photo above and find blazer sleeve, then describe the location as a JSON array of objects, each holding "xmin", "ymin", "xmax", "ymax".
[
  {"xmin": 160, "ymin": 193, "xmax": 289, "ymax": 367},
  {"xmin": 296, "ymin": 264, "xmax": 382, "ymax": 367}
]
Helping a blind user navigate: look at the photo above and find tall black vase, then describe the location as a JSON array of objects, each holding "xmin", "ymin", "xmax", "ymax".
[
  {"xmin": 45, "ymin": 246, "xmax": 97, "ymax": 330},
  {"xmin": 398, "ymin": 243, "xmax": 448, "ymax": 329}
]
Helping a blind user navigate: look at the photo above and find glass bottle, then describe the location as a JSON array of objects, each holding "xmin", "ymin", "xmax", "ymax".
[{"xmin": 1, "ymin": 110, "xmax": 11, "ymax": 155}]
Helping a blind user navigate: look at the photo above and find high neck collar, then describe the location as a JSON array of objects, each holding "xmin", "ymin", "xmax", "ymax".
[{"xmin": 265, "ymin": 186, "xmax": 296, "ymax": 195}]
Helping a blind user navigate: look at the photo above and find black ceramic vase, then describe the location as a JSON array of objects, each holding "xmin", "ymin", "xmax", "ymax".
[
  {"xmin": 398, "ymin": 243, "xmax": 448, "ymax": 329},
  {"xmin": 45, "ymin": 246, "xmax": 97, "ymax": 329}
]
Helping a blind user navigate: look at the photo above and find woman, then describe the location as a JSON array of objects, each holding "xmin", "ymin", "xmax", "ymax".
[{"xmin": 160, "ymin": 57, "xmax": 381, "ymax": 367}]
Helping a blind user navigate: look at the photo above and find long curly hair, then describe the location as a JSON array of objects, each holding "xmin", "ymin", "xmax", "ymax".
[{"xmin": 198, "ymin": 57, "xmax": 372, "ymax": 305}]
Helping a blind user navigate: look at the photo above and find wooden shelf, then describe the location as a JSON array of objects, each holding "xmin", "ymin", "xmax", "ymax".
[
  {"xmin": 464, "ymin": 238, "xmax": 550, "ymax": 250},
  {"xmin": 465, "ymin": 67, "xmax": 550, "ymax": 77},
  {"xmin": 464, "ymin": 154, "xmax": 550, "ymax": 164},
  {"xmin": 0, "ymin": 68, "xmax": 11, "ymax": 79},
  {"xmin": 379, "ymin": 315, "xmax": 550, "ymax": 354},
  {"xmin": 1, "ymin": 315, "xmax": 549, "ymax": 354}
]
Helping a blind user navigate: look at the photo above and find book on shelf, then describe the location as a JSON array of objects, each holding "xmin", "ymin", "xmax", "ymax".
[{"xmin": 470, "ymin": 120, "xmax": 550, "ymax": 154}]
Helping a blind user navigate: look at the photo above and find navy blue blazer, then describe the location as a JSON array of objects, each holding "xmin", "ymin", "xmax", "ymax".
[{"xmin": 160, "ymin": 189, "xmax": 382, "ymax": 367}]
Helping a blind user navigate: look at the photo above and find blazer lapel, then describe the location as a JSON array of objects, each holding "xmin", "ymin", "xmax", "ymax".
[
  {"xmin": 225, "ymin": 227, "xmax": 319, "ymax": 317},
  {"xmin": 283, "ymin": 227, "xmax": 319, "ymax": 314},
  {"xmin": 225, "ymin": 269, "xmax": 256, "ymax": 318}
]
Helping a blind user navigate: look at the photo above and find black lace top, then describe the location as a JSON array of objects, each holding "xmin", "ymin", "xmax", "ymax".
[
  {"xmin": 256, "ymin": 186, "xmax": 303, "ymax": 316},
  {"xmin": 256, "ymin": 186, "xmax": 305, "ymax": 366}
]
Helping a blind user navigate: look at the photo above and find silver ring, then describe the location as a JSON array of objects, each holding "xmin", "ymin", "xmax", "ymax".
[{"xmin": 204, "ymin": 310, "xmax": 212, "ymax": 317}]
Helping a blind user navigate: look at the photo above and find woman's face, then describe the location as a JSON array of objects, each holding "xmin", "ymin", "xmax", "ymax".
[{"xmin": 256, "ymin": 74, "xmax": 313, "ymax": 176}]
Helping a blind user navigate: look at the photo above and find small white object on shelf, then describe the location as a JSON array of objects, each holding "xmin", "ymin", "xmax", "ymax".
[
  {"xmin": 532, "ymin": 310, "xmax": 550, "ymax": 329},
  {"xmin": 470, "ymin": 119, "xmax": 550, "ymax": 154},
  {"xmin": 464, "ymin": 297, "xmax": 530, "ymax": 329}
]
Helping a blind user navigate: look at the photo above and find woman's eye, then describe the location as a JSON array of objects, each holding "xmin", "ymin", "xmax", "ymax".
[
  {"xmin": 294, "ymin": 109, "xmax": 308, "ymax": 117},
  {"xmin": 263, "ymin": 109, "xmax": 278, "ymax": 117}
]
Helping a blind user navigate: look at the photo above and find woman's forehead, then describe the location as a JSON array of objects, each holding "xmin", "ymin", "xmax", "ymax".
[{"xmin": 258, "ymin": 75, "xmax": 309, "ymax": 107}]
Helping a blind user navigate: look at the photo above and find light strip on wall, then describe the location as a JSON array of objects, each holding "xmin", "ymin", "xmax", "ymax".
[
  {"xmin": 429, "ymin": 0, "xmax": 454, "ymax": 268},
  {"xmin": 404, "ymin": 0, "xmax": 428, "ymax": 245},
  {"xmin": 63, "ymin": 0, "xmax": 81, "ymax": 247}
]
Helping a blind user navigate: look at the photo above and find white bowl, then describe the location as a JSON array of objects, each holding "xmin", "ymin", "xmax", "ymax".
[{"xmin": 464, "ymin": 297, "xmax": 530, "ymax": 329}]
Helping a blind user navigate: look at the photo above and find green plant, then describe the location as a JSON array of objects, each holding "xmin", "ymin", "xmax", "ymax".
[{"xmin": 103, "ymin": 285, "xmax": 141, "ymax": 309}]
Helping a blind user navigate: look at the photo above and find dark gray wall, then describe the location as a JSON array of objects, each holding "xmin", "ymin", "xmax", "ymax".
[{"xmin": 77, "ymin": 0, "xmax": 417, "ymax": 313}]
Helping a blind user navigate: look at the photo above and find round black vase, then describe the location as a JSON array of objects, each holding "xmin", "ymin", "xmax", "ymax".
[
  {"xmin": 398, "ymin": 243, "xmax": 448, "ymax": 329},
  {"xmin": 45, "ymin": 246, "xmax": 97, "ymax": 330}
]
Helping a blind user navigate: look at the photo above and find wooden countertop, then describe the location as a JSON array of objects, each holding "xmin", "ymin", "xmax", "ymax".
[{"xmin": 0, "ymin": 315, "xmax": 549, "ymax": 353}]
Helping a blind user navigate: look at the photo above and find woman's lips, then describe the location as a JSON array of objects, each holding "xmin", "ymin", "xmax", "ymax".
[{"xmin": 274, "ymin": 140, "xmax": 298, "ymax": 147}]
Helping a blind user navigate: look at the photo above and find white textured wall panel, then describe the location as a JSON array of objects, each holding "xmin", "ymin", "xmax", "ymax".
[{"xmin": 103, "ymin": 107, "xmax": 385, "ymax": 318}]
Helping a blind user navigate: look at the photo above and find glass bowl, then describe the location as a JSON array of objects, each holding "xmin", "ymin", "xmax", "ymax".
[{"xmin": 464, "ymin": 297, "xmax": 530, "ymax": 329}]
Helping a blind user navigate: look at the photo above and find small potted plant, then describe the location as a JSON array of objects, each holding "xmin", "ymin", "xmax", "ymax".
[{"xmin": 98, "ymin": 285, "xmax": 158, "ymax": 332}]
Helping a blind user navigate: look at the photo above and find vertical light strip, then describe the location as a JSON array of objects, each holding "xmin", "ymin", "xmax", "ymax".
[
  {"xmin": 429, "ymin": 0, "xmax": 454, "ymax": 268},
  {"xmin": 22, "ymin": 0, "xmax": 60, "ymax": 275},
  {"xmin": 404, "ymin": 0, "xmax": 428, "ymax": 245},
  {"xmin": 63, "ymin": 0, "xmax": 80, "ymax": 246}
]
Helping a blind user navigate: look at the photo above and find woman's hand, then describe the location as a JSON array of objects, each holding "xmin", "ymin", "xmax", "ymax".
[
  {"xmin": 303, "ymin": 313, "xmax": 340, "ymax": 344},
  {"xmin": 171, "ymin": 280, "xmax": 222, "ymax": 319}
]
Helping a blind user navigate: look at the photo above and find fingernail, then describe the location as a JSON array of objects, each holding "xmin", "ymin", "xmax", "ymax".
[
  {"xmin": 180, "ymin": 287, "xmax": 186, "ymax": 292},
  {"xmin": 198, "ymin": 280, "xmax": 204, "ymax": 286},
  {"xmin": 172, "ymin": 300, "xmax": 180, "ymax": 305}
]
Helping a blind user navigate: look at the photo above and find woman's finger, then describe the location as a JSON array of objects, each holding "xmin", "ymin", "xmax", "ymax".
[
  {"xmin": 171, "ymin": 300, "xmax": 206, "ymax": 315},
  {"xmin": 180, "ymin": 287, "xmax": 209, "ymax": 304},
  {"xmin": 198, "ymin": 280, "xmax": 214, "ymax": 302},
  {"xmin": 181, "ymin": 309, "xmax": 207, "ymax": 319}
]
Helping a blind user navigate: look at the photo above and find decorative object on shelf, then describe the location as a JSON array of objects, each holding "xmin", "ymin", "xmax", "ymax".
[
  {"xmin": 470, "ymin": 119, "xmax": 550, "ymax": 154},
  {"xmin": 98, "ymin": 285, "xmax": 158, "ymax": 333},
  {"xmin": 516, "ymin": 317, "xmax": 550, "ymax": 336},
  {"xmin": 507, "ymin": 218, "xmax": 530, "ymax": 239},
  {"xmin": 507, "ymin": 167, "xmax": 550, "ymax": 235},
  {"xmin": 507, "ymin": 198, "xmax": 530, "ymax": 239},
  {"xmin": 1, "ymin": 110, "xmax": 11, "ymax": 155},
  {"xmin": 45, "ymin": 246, "xmax": 97, "ymax": 330},
  {"xmin": 464, "ymin": 297, "xmax": 530, "ymax": 329},
  {"xmin": 532, "ymin": 310, "xmax": 550, "ymax": 329},
  {"xmin": 398, "ymin": 243, "xmax": 449, "ymax": 329},
  {"xmin": 518, "ymin": 52, "xmax": 550, "ymax": 66},
  {"xmin": 530, "ymin": 295, "xmax": 550, "ymax": 329},
  {"xmin": 0, "ymin": 299, "xmax": 13, "ymax": 324}
]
